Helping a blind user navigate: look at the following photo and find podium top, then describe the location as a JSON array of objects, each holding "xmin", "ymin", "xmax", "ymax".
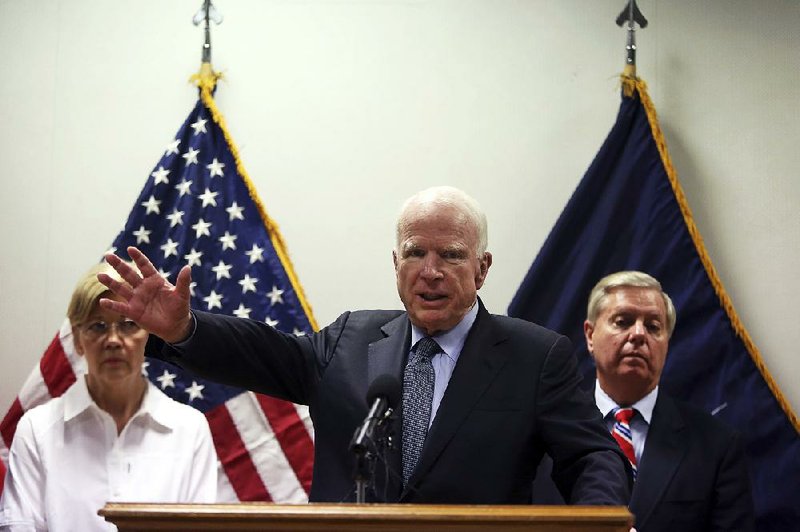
[{"xmin": 100, "ymin": 502, "xmax": 632, "ymax": 532}]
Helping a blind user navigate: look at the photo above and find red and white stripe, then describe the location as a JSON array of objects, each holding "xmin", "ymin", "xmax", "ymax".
[{"xmin": 1, "ymin": 320, "xmax": 78, "ymax": 465}]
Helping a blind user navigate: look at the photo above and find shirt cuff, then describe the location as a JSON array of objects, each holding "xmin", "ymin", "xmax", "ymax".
[{"xmin": 169, "ymin": 311, "xmax": 198, "ymax": 347}]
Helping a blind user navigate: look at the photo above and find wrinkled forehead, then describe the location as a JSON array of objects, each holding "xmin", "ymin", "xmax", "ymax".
[
  {"xmin": 600, "ymin": 286, "xmax": 667, "ymax": 318},
  {"xmin": 400, "ymin": 203, "xmax": 477, "ymax": 237}
]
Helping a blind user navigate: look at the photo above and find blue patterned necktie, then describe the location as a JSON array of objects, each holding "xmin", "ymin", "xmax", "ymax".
[{"xmin": 402, "ymin": 337, "xmax": 441, "ymax": 485}]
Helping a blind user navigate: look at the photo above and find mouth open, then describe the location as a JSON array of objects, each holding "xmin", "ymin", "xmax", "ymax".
[{"xmin": 419, "ymin": 293, "xmax": 447, "ymax": 302}]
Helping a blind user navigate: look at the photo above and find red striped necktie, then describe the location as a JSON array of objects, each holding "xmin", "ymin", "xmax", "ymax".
[{"xmin": 612, "ymin": 407, "xmax": 638, "ymax": 480}]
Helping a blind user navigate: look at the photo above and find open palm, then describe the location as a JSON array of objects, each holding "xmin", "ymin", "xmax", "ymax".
[{"xmin": 98, "ymin": 246, "xmax": 193, "ymax": 343}]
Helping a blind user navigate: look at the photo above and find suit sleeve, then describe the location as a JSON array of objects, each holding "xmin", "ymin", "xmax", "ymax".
[
  {"xmin": 709, "ymin": 433, "xmax": 755, "ymax": 531},
  {"xmin": 535, "ymin": 335, "xmax": 632, "ymax": 505},
  {"xmin": 147, "ymin": 310, "xmax": 351, "ymax": 406}
]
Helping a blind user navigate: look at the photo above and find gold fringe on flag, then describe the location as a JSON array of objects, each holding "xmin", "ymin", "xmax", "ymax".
[
  {"xmin": 189, "ymin": 63, "xmax": 320, "ymax": 332},
  {"xmin": 621, "ymin": 73, "xmax": 799, "ymax": 433}
]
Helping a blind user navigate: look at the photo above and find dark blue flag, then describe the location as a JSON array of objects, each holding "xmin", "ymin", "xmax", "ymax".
[{"xmin": 509, "ymin": 76, "xmax": 800, "ymax": 531}]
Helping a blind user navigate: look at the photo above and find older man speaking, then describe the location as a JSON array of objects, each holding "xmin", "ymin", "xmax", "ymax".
[{"xmin": 99, "ymin": 186, "xmax": 630, "ymax": 504}]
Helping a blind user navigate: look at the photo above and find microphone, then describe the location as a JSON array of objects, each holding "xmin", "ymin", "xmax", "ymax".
[{"xmin": 350, "ymin": 374, "xmax": 401, "ymax": 455}]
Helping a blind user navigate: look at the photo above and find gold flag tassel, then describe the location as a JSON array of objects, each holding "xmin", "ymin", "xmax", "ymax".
[
  {"xmin": 187, "ymin": 0, "xmax": 319, "ymax": 331},
  {"xmin": 190, "ymin": 65, "xmax": 320, "ymax": 332},
  {"xmin": 623, "ymin": 74, "xmax": 799, "ymax": 431}
]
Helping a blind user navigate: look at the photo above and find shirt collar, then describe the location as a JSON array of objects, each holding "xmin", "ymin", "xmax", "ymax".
[
  {"xmin": 63, "ymin": 375, "xmax": 95, "ymax": 421},
  {"xmin": 63, "ymin": 375, "xmax": 174, "ymax": 430},
  {"xmin": 139, "ymin": 380, "xmax": 177, "ymax": 430},
  {"xmin": 595, "ymin": 381, "xmax": 658, "ymax": 425},
  {"xmin": 410, "ymin": 300, "xmax": 479, "ymax": 363}
]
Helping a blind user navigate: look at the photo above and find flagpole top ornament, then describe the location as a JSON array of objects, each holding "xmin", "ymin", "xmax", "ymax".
[
  {"xmin": 616, "ymin": 0, "xmax": 648, "ymax": 79},
  {"xmin": 191, "ymin": 0, "xmax": 223, "ymax": 92}
]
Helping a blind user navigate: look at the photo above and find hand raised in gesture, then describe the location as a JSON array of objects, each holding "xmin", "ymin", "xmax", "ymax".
[{"xmin": 98, "ymin": 246, "xmax": 194, "ymax": 344}]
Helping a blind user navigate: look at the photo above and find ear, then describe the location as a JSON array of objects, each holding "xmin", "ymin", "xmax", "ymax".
[
  {"xmin": 474, "ymin": 252, "xmax": 492, "ymax": 289},
  {"xmin": 72, "ymin": 327, "xmax": 85, "ymax": 357},
  {"xmin": 583, "ymin": 320, "xmax": 595, "ymax": 354},
  {"xmin": 392, "ymin": 249, "xmax": 399, "ymax": 271}
]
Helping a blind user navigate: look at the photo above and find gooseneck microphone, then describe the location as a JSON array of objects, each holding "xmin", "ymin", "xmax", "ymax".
[
  {"xmin": 350, "ymin": 374, "xmax": 401, "ymax": 503},
  {"xmin": 350, "ymin": 374, "xmax": 401, "ymax": 455}
]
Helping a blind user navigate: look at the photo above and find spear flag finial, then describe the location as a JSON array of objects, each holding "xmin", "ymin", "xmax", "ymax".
[
  {"xmin": 192, "ymin": 0, "xmax": 224, "ymax": 65},
  {"xmin": 616, "ymin": 0, "xmax": 648, "ymax": 77},
  {"xmin": 191, "ymin": 0, "xmax": 224, "ymax": 92}
]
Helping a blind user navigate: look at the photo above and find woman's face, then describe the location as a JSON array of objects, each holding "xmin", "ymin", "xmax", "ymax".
[{"xmin": 73, "ymin": 294, "xmax": 147, "ymax": 390}]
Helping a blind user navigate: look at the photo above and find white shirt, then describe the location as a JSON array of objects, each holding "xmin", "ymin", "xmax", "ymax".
[
  {"xmin": 0, "ymin": 376, "xmax": 217, "ymax": 532},
  {"xmin": 409, "ymin": 301, "xmax": 479, "ymax": 426},
  {"xmin": 594, "ymin": 381, "xmax": 658, "ymax": 465}
]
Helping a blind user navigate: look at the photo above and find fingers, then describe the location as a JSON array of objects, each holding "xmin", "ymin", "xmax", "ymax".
[
  {"xmin": 103, "ymin": 246, "xmax": 167, "ymax": 289},
  {"xmin": 175, "ymin": 265, "xmax": 193, "ymax": 300},
  {"xmin": 97, "ymin": 272, "xmax": 135, "ymax": 300},
  {"xmin": 127, "ymin": 246, "xmax": 160, "ymax": 279},
  {"xmin": 103, "ymin": 251, "xmax": 144, "ymax": 288},
  {"xmin": 97, "ymin": 295, "xmax": 129, "ymax": 316}
]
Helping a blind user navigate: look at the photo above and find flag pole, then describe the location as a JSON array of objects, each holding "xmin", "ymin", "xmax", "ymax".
[
  {"xmin": 615, "ymin": 0, "xmax": 648, "ymax": 91},
  {"xmin": 191, "ymin": 0, "xmax": 224, "ymax": 93},
  {"xmin": 188, "ymin": 1, "xmax": 319, "ymax": 331},
  {"xmin": 612, "ymin": 1, "xmax": 798, "ymax": 432}
]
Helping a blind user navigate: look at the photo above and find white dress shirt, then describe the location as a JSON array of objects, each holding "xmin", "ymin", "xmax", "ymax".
[
  {"xmin": 595, "ymin": 381, "xmax": 658, "ymax": 465},
  {"xmin": 0, "ymin": 376, "xmax": 217, "ymax": 532},
  {"xmin": 409, "ymin": 301, "xmax": 479, "ymax": 427}
]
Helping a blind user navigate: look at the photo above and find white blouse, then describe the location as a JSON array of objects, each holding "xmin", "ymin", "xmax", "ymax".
[{"xmin": 0, "ymin": 376, "xmax": 217, "ymax": 531}]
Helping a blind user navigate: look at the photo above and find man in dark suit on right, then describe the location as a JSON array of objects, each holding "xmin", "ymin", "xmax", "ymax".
[{"xmin": 584, "ymin": 271, "xmax": 754, "ymax": 532}]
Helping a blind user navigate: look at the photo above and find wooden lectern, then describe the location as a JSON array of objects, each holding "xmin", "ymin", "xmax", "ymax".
[{"xmin": 100, "ymin": 503, "xmax": 632, "ymax": 531}]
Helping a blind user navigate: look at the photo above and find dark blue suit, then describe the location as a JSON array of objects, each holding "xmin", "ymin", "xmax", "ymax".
[
  {"xmin": 533, "ymin": 391, "xmax": 754, "ymax": 531},
  {"xmin": 149, "ymin": 300, "xmax": 631, "ymax": 504},
  {"xmin": 630, "ymin": 393, "xmax": 754, "ymax": 531}
]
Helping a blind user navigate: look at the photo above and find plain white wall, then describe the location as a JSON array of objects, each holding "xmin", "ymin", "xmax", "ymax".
[{"xmin": 1, "ymin": 1, "xmax": 798, "ymax": 419}]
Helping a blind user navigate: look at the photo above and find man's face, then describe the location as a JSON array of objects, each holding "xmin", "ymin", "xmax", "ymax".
[
  {"xmin": 584, "ymin": 287, "xmax": 670, "ymax": 405},
  {"xmin": 393, "ymin": 204, "xmax": 491, "ymax": 336}
]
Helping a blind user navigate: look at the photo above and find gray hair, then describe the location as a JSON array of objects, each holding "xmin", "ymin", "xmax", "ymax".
[
  {"xmin": 395, "ymin": 186, "xmax": 488, "ymax": 255},
  {"xmin": 586, "ymin": 271, "xmax": 677, "ymax": 336}
]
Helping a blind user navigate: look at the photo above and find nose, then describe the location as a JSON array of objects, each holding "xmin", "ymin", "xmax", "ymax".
[
  {"xmin": 103, "ymin": 323, "xmax": 124, "ymax": 345},
  {"xmin": 420, "ymin": 255, "xmax": 444, "ymax": 280},
  {"xmin": 629, "ymin": 320, "xmax": 646, "ymax": 344}
]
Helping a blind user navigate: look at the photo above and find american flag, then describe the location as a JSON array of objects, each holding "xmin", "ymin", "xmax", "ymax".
[{"xmin": 0, "ymin": 79, "xmax": 316, "ymax": 502}]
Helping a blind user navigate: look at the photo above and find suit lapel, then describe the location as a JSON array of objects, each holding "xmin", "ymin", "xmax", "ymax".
[
  {"xmin": 367, "ymin": 313, "xmax": 410, "ymax": 501},
  {"xmin": 368, "ymin": 313, "xmax": 410, "ymax": 385},
  {"xmin": 630, "ymin": 393, "xmax": 687, "ymax": 529},
  {"xmin": 402, "ymin": 302, "xmax": 510, "ymax": 497}
]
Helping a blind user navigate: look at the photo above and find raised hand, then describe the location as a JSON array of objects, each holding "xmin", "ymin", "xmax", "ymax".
[{"xmin": 98, "ymin": 246, "xmax": 193, "ymax": 343}]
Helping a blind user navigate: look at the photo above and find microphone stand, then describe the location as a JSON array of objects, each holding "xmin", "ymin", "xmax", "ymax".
[{"xmin": 350, "ymin": 406, "xmax": 395, "ymax": 503}]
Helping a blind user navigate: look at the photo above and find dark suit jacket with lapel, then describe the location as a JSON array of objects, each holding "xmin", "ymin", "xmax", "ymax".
[
  {"xmin": 149, "ymin": 300, "xmax": 631, "ymax": 504},
  {"xmin": 532, "ymin": 390, "xmax": 754, "ymax": 531},
  {"xmin": 630, "ymin": 392, "xmax": 754, "ymax": 532}
]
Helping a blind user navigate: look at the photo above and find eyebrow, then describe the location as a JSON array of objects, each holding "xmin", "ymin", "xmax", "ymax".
[
  {"xmin": 400, "ymin": 242, "xmax": 422, "ymax": 254},
  {"xmin": 611, "ymin": 308, "xmax": 665, "ymax": 319}
]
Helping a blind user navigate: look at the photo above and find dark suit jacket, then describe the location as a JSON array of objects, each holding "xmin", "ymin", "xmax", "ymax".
[
  {"xmin": 630, "ymin": 393, "xmax": 754, "ymax": 532},
  {"xmin": 532, "ymin": 391, "xmax": 754, "ymax": 531},
  {"xmin": 150, "ymin": 301, "xmax": 631, "ymax": 504}
]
